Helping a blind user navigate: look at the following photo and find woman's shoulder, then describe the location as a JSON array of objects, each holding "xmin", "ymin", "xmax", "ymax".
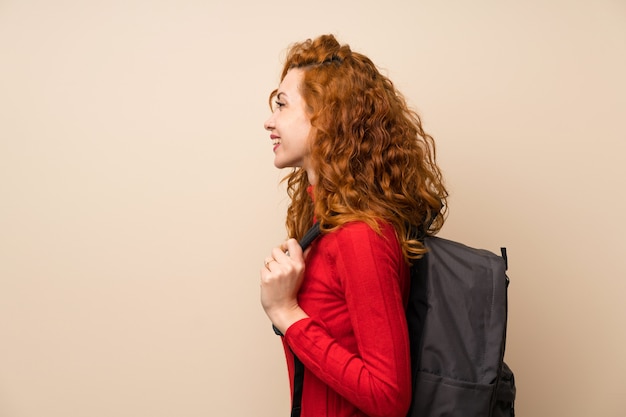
[
  {"xmin": 317, "ymin": 220, "xmax": 405, "ymax": 271},
  {"xmin": 324, "ymin": 220, "xmax": 397, "ymax": 245}
]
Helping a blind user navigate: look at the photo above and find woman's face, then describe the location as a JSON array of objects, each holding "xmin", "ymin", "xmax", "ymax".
[{"xmin": 264, "ymin": 68, "xmax": 313, "ymax": 173}]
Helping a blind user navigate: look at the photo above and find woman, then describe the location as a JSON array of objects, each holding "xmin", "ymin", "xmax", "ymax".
[{"xmin": 260, "ymin": 34, "xmax": 447, "ymax": 417}]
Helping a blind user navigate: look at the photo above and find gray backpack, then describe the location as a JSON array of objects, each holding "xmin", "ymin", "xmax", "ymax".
[
  {"xmin": 287, "ymin": 225, "xmax": 516, "ymax": 417},
  {"xmin": 406, "ymin": 236, "xmax": 516, "ymax": 417}
]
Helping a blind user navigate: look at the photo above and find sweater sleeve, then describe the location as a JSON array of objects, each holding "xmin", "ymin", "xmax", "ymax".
[{"xmin": 283, "ymin": 222, "xmax": 411, "ymax": 417}]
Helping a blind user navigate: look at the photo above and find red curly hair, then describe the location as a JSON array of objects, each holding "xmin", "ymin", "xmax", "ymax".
[{"xmin": 269, "ymin": 34, "xmax": 448, "ymax": 261}]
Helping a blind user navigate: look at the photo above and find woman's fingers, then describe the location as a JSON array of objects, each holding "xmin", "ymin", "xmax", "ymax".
[
  {"xmin": 260, "ymin": 239, "xmax": 306, "ymax": 309},
  {"xmin": 260, "ymin": 239, "xmax": 310, "ymax": 333},
  {"xmin": 263, "ymin": 257, "xmax": 276, "ymax": 270},
  {"xmin": 273, "ymin": 239, "xmax": 302, "ymax": 262}
]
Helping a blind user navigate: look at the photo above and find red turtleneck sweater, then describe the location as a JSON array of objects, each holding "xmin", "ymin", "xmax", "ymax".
[{"xmin": 280, "ymin": 221, "xmax": 411, "ymax": 417}]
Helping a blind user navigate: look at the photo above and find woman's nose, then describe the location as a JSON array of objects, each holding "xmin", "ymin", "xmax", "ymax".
[{"xmin": 264, "ymin": 113, "xmax": 275, "ymax": 131}]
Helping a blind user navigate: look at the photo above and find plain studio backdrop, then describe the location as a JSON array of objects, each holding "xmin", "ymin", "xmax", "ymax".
[{"xmin": 1, "ymin": 1, "xmax": 624, "ymax": 416}]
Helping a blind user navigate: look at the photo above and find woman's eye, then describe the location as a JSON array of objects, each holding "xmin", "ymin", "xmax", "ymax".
[{"xmin": 274, "ymin": 101, "xmax": 285, "ymax": 109}]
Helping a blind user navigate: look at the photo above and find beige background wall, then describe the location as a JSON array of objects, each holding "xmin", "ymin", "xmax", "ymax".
[{"xmin": 1, "ymin": 1, "xmax": 624, "ymax": 416}]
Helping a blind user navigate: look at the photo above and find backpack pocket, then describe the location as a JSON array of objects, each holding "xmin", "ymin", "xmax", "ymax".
[{"xmin": 491, "ymin": 362, "xmax": 516, "ymax": 417}]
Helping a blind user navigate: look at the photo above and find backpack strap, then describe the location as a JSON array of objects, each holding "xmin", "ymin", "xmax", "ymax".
[
  {"xmin": 500, "ymin": 247, "xmax": 508, "ymax": 271},
  {"xmin": 274, "ymin": 222, "xmax": 322, "ymax": 417},
  {"xmin": 501, "ymin": 247, "xmax": 510, "ymax": 287},
  {"xmin": 299, "ymin": 222, "xmax": 322, "ymax": 251},
  {"xmin": 290, "ymin": 356, "xmax": 305, "ymax": 417},
  {"xmin": 271, "ymin": 223, "xmax": 323, "ymax": 338}
]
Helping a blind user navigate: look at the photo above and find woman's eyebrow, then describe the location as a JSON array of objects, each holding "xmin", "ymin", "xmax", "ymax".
[{"xmin": 276, "ymin": 92, "xmax": 287, "ymax": 101}]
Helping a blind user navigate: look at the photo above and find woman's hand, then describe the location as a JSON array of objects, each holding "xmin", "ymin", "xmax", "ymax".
[{"xmin": 260, "ymin": 238, "xmax": 309, "ymax": 334}]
